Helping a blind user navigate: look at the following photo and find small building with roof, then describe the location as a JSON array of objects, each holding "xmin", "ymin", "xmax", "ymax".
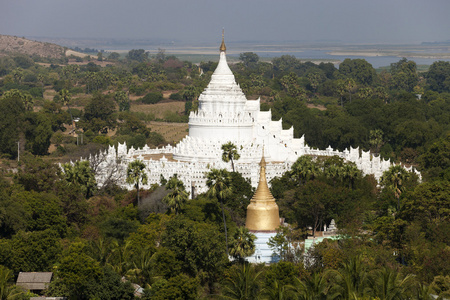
[{"xmin": 16, "ymin": 272, "xmax": 53, "ymax": 293}]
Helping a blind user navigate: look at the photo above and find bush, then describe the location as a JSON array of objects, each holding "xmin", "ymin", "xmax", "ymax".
[
  {"xmin": 70, "ymin": 87, "xmax": 84, "ymax": 94},
  {"xmin": 29, "ymin": 87, "xmax": 43, "ymax": 98},
  {"xmin": 169, "ymin": 92, "xmax": 182, "ymax": 100},
  {"xmin": 163, "ymin": 111, "xmax": 188, "ymax": 123},
  {"xmin": 155, "ymin": 81, "xmax": 182, "ymax": 91},
  {"xmin": 92, "ymin": 135, "xmax": 111, "ymax": 145},
  {"xmin": 24, "ymin": 74, "xmax": 37, "ymax": 83},
  {"xmin": 141, "ymin": 92, "xmax": 163, "ymax": 104},
  {"xmin": 147, "ymin": 132, "xmax": 166, "ymax": 147},
  {"xmin": 128, "ymin": 134, "xmax": 147, "ymax": 149},
  {"xmin": 129, "ymin": 85, "xmax": 147, "ymax": 96}
]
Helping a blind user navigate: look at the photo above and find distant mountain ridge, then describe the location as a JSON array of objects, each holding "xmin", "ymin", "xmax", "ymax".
[{"xmin": 0, "ymin": 34, "xmax": 65, "ymax": 58}]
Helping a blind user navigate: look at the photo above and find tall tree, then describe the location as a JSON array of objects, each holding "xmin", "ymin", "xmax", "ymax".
[
  {"xmin": 339, "ymin": 58, "xmax": 376, "ymax": 85},
  {"xmin": 126, "ymin": 160, "xmax": 148, "ymax": 206},
  {"xmin": 206, "ymin": 168, "xmax": 232, "ymax": 257},
  {"xmin": 126, "ymin": 49, "xmax": 148, "ymax": 62},
  {"xmin": 369, "ymin": 129, "xmax": 384, "ymax": 155},
  {"xmin": 345, "ymin": 78, "xmax": 357, "ymax": 103},
  {"xmin": 63, "ymin": 160, "xmax": 97, "ymax": 199},
  {"xmin": 162, "ymin": 174, "xmax": 189, "ymax": 215},
  {"xmin": 380, "ymin": 165, "xmax": 412, "ymax": 211},
  {"xmin": 222, "ymin": 142, "xmax": 241, "ymax": 172},
  {"xmin": 293, "ymin": 272, "xmax": 331, "ymax": 300},
  {"xmin": 336, "ymin": 79, "xmax": 347, "ymax": 106},
  {"xmin": 390, "ymin": 58, "xmax": 418, "ymax": 92},
  {"xmin": 239, "ymin": 52, "xmax": 259, "ymax": 68},
  {"xmin": 341, "ymin": 162, "xmax": 362, "ymax": 190},
  {"xmin": 290, "ymin": 156, "xmax": 320, "ymax": 186},
  {"xmin": 329, "ymin": 255, "xmax": 369, "ymax": 299},
  {"xmin": 0, "ymin": 265, "xmax": 23, "ymax": 299},
  {"xmin": 367, "ymin": 267, "xmax": 414, "ymax": 300},
  {"xmin": 114, "ymin": 91, "xmax": 130, "ymax": 112},
  {"xmin": 426, "ymin": 61, "xmax": 450, "ymax": 92},
  {"xmin": 222, "ymin": 264, "xmax": 262, "ymax": 300},
  {"xmin": 229, "ymin": 227, "xmax": 256, "ymax": 263},
  {"xmin": 82, "ymin": 94, "xmax": 116, "ymax": 134}
]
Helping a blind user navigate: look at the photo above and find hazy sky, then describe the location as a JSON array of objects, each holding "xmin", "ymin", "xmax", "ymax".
[{"xmin": 1, "ymin": 0, "xmax": 449, "ymax": 44}]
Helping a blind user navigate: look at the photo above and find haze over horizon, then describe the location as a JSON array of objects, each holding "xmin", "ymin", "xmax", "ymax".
[{"xmin": 1, "ymin": 0, "xmax": 449, "ymax": 45}]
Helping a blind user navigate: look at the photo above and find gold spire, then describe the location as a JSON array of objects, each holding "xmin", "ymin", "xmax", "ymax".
[
  {"xmin": 245, "ymin": 148, "xmax": 280, "ymax": 231},
  {"xmin": 220, "ymin": 28, "xmax": 226, "ymax": 52}
]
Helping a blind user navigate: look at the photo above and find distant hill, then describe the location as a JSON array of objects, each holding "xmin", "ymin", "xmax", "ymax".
[{"xmin": 0, "ymin": 34, "xmax": 65, "ymax": 58}]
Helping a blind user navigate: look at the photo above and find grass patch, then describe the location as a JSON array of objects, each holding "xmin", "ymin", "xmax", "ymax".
[{"xmin": 130, "ymin": 101, "xmax": 185, "ymax": 120}]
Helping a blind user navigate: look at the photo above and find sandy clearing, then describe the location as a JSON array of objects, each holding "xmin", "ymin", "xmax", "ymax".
[{"xmin": 65, "ymin": 49, "xmax": 95, "ymax": 58}]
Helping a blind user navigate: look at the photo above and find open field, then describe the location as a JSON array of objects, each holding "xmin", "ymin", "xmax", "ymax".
[
  {"xmin": 148, "ymin": 121, "xmax": 188, "ymax": 144},
  {"xmin": 130, "ymin": 100, "xmax": 185, "ymax": 120}
]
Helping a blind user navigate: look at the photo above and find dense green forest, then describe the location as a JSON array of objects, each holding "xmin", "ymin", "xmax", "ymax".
[{"xmin": 0, "ymin": 48, "xmax": 449, "ymax": 299}]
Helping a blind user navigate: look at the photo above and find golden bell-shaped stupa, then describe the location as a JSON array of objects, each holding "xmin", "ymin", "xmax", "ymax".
[{"xmin": 245, "ymin": 151, "xmax": 280, "ymax": 231}]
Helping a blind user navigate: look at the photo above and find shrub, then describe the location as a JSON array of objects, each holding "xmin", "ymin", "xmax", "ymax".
[
  {"xmin": 129, "ymin": 85, "xmax": 146, "ymax": 96},
  {"xmin": 169, "ymin": 92, "xmax": 182, "ymax": 100},
  {"xmin": 92, "ymin": 135, "xmax": 111, "ymax": 145},
  {"xmin": 29, "ymin": 87, "xmax": 43, "ymax": 98},
  {"xmin": 141, "ymin": 92, "xmax": 163, "ymax": 104}
]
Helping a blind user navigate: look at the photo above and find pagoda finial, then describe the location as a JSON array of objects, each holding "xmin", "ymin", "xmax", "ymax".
[
  {"xmin": 220, "ymin": 28, "xmax": 226, "ymax": 52},
  {"xmin": 260, "ymin": 145, "xmax": 266, "ymax": 167}
]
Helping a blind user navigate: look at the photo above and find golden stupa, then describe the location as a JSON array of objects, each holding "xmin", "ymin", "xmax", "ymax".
[{"xmin": 245, "ymin": 151, "xmax": 280, "ymax": 231}]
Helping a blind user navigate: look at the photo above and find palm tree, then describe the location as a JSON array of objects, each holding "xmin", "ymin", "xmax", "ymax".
[
  {"xmin": 264, "ymin": 279, "xmax": 296, "ymax": 300},
  {"xmin": 12, "ymin": 68, "xmax": 23, "ymax": 84},
  {"xmin": 114, "ymin": 91, "xmax": 130, "ymax": 112},
  {"xmin": 323, "ymin": 157, "xmax": 344, "ymax": 187},
  {"xmin": 87, "ymin": 237, "xmax": 113, "ymax": 266},
  {"xmin": 59, "ymin": 89, "xmax": 74, "ymax": 129},
  {"xmin": 336, "ymin": 79, "xmax": 346, "ymax": 106},
  {"xmin": 358, "ymin": 87, "xmax": 373, "ymax": 100},
  {"xmin": 37, "ymin": 74, "xmax": 45, "ymax": 94},
  {"xmin": 206, "ymin": 168, "xmax": 232, "ymax": 257},
  {"xmin": 380, "ymin": 165, "xmax": 412, "ymax": 211},
  {"xmin": 22, "ymin": 93, "xmax": 34, "ymax": 111},
  {"xmin": 345, "ymin": 78, "xmax": 357, "ymax": 103},
  {"xmin": 2, "ymin": 89, "xmax": 34, "ymax": 111},
  {"xmin": 341, "ymin": 162, "xmax": 361, "ymax": 190},
  {"xmin": 62, "ymin": 160, "xmax": 97, "ymax": 198},
  {"xmin": 411, "ymin": 282, "xmax": 434, "ymax": 300},
  {"xmin": 0, "ymin": 265, "xmax": 23, "ymax": 300},
  {"xmin": 229, "ymin": 227, "xmax": 256, "ymax": 263},
  {"xmin": 182, "ymin": 85, "xmax": 200, "ymax": 102},
  {"xmin": 162, "ymin": 174, "xmax": 189, "ymax": 215},
  {"xmin": 126, "ymin": 247, "xmax": 154, "ymax": 287},
  {"xmin": 369, "ymin": 129, "xmax": 384, "ymax": 155},
  {"xmin": 293, "ymin": 272, "xmax": 331, "ymax": 300},
  {"xmin": 222, "ymin": 142, "xmax": 241, "ymax": 172},
  {"xmin": 109, "ymin": 239, "xmax": 134, "ymax": 276},
  {"xmin": 222, "ymin": 263, "xmax": 263, "ymax": 300},
  {"xmin": 366, "ymin": 267, "xmax": 414, "ymax": 300},
  {"xmin": 290, "ymin": 156, "xmax": 320, "ymax": 186},
  {"xmin": 126, "ymin": 160, "xmax": 148, "ymax": 206},
  {"xmin": 328, "ymin": 255, "xmax": 369, "ymax": 299}
]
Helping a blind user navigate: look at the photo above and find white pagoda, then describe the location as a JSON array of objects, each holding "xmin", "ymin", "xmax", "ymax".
[
  {"xmin": 173, "ymin": 33, "xmax": 300, "ymax": 164},
  {"xmin": 91, "ymin": 34, "xmax": 414, "ymax": 195}
]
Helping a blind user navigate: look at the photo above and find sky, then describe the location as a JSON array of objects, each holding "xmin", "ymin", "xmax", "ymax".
[{"xmin": 1, "ymin": 0, "xmax": 449, "ymax": 45}]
